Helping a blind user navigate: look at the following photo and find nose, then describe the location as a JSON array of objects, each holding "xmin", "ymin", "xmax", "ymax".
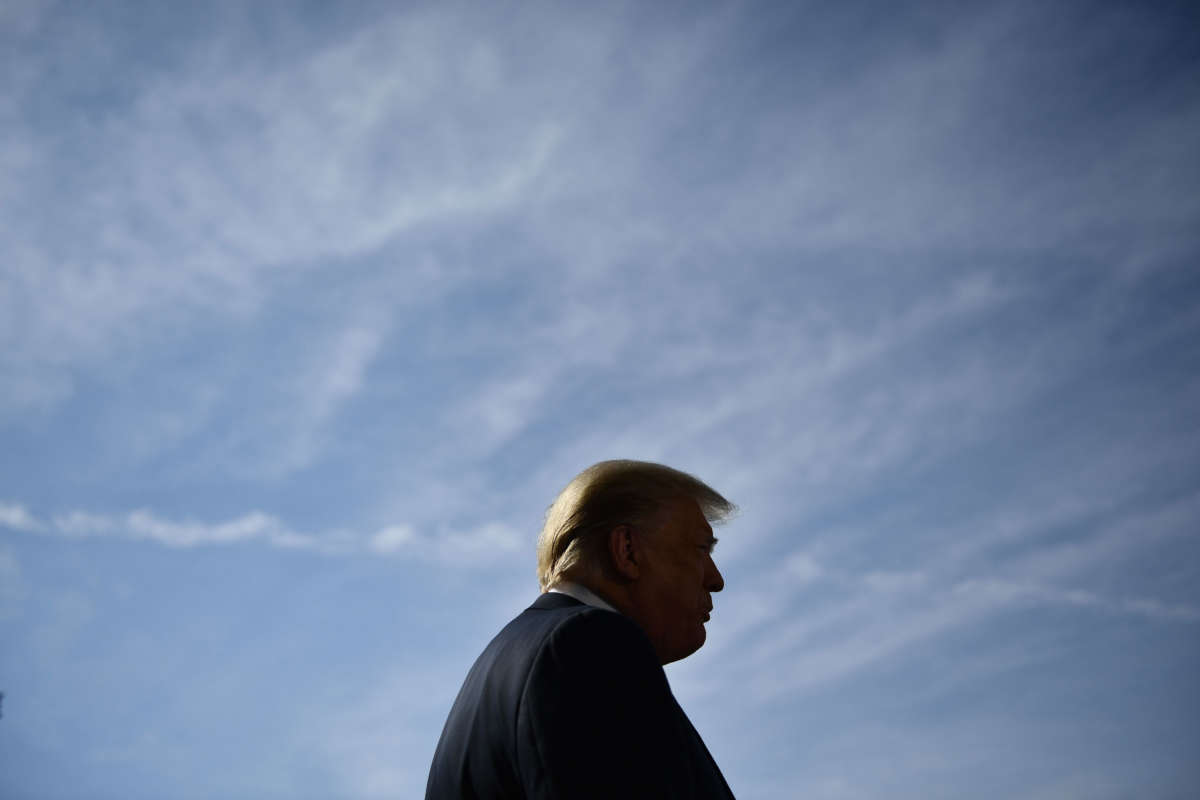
[{"xmin": 706, "ymin": 555, "xmax": 725, "ymax": 593}]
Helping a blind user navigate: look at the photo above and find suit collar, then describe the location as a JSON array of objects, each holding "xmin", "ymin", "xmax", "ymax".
[
  {"xmin": 531, "ymin": 592, "xmax": 586, "ymax": 611},
  {"xmin": 547, "ymin": 581, "xmax": 619, "ymax": 612}
]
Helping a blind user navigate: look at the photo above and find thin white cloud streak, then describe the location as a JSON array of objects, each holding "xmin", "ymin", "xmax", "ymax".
[
  {"xmin": 673, "ymin": 410, "xmax": 1200, "ymax": 707},
  {"xmin": 367, "ymin": 520, "xmax": 523, "ymax": 562},
  {"xmin": 306, "ymin": 325, "xmax": 384, "ymax": 425},
  {"xmin": 405, "ymin": 244, "xmax": 1179, "ymax": 606},
  {"xmin": 85, "ymin": 307, "xmax": 398, "ymax": 479},
  {"xmin": 510, "ymin": 272, "xmax": 1017, "ymax": 519},
  {"xmin": 0, "ymin": 500, "xmax": 521, "ymax": 565},
  {"xmin": 0, "ymin": 501, "xmax": 42, "ymax": 532},
  {"xmin": 1007, "ymin": 489, "xmax": 1200, "ymax": 585},
  {"xmin": 738, "ymin": 575, "xmax": 1194, "ymax": 703},
  {"xmin": 49, "ymin": 508, "xmax": 329, "ymax": 551},
  {"xmin": 954, "ymin": 577, "xmax": 1200, "ymax": 623},
  {"xmin": 701, "ymin": 488, "xmax": 1200, "ymax": 702},
  {"xmin": 696, "ymin": 5, "xmax": 1200, "ymax": 256},
  {"xmin": 677, "ymin": 432, "xmax": 1200, "ymax": 699},
  {"xmin": 678, "ymin": 350, "xmax": 1200, "ymax": 696},
  {"xmin": 4, "ymin": 0, "xmax": 1193, "ymax": 497},
  {"xmin": 440, "ymin": 373, "xmax": 555, "ymax": 460},
  {"xmin": 802, "ymin": 422, "xmax": 1200, "ymax": 588},
  {"xmin": 5, "ymin": 2, "xmax": 1193, "ymax": 349},
  {"xmin": 108, "ymin": 10, "xmax": 564, "ymax": 267},
  {"xmin": 14, "ymin": 487, "xmax": 1185, "ymax": 701},
  {"xmin": 1, "ymin": 5, "xmax": 567, "ymax": 419},
  {"xmin": 251, "ymin": 319, "xmax": 390, "ymax": 478},
  {"xmin": 0, "ymin": 6, "xmax": 1193, "ymax": 799}
]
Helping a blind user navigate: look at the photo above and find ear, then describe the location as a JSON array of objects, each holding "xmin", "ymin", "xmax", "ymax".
[{"xmin": 607, "ymin": 524, "xmax": 641, "ymax": 581}]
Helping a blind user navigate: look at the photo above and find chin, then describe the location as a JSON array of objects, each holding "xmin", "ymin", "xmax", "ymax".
[
  {"xmin": 676, "ymin": 628, "xmax": 707, "ymax": 662},
  {"xmin": 659, "ymin": 625, "xmax": 709, "ymax": 664}
]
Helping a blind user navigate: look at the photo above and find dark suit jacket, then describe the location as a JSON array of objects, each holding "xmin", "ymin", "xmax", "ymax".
[{"xmin": 425, "ymin": 592, "xmax": 735, "ymax": 799}]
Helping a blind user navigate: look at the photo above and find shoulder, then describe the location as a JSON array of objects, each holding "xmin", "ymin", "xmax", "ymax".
[
  {"xmin": 514, "ymin": 594, "xmax": 654, "ymax": 660},
  {"xmin": 538, "ymin": 605, "xmax": 658, "ymax": 669},
  {"xmin": 520, "ymin": 605, "xmax": 667, "ymax": 712}
]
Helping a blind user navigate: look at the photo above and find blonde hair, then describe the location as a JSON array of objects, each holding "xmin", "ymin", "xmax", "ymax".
[{"xmin": 536, "ymin": 460, "xmax": 736, "ymax": 591}]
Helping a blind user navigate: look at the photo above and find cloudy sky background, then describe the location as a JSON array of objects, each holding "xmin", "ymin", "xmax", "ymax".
[{"xmin": 2, "ymin": 0, "xmax": 1198, "ymax": 797}]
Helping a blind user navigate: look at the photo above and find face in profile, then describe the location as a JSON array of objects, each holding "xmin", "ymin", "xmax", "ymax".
[{"xmin": 634, "ymin": 497, "xmax": 725, "ymax": 664}]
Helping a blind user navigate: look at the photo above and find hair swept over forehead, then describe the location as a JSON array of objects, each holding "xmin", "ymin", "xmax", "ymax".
[{"xmin": 536, "ymin": 459, "xmax": 735, "ymax": 591}]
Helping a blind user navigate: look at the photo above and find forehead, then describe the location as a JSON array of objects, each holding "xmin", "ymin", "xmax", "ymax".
[{"xmin": 658, "ymin": 496, "xmax": 714, "ymax": 542}]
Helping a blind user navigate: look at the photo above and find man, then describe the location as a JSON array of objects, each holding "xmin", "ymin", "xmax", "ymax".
[{"xmin": 425, "ymin": 460, "xmax": 737, "ymax": 799}]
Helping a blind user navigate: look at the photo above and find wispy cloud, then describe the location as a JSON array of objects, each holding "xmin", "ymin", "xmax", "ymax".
[
  {"xmin": 306, "ymin": 325, "xmax": 385, "ymax": 425},
  {"xmin": 2, "ymin": 2, "xmax": 1197, "ymax": 798},
  {"xmin": 254, "ymin": 319, "xmax": 390, "ymax": 477},
  {"xmin": 684, "ymin": 485, "xmax": 1200, "ymax": 703},
  {"xmin": 367, "ymin": 518, "xmax": 522, "ymax": 562},
  {"xmin": 954, "ymin": 577, "xmax": 1200, "ymax": 623},
  {"xmin": 735, "ymin": 569, "xmax": 1198, "ymax": 703},
  {"xmin": 443, "ymin": 373, "xmax": 554, "ymax": 459},
  {"xmin": 1, "ymin": 4, "xmax": 568, "ymax": 423},
  {"xmin": 0, "ymin": 501, "xmax": 42, "ymax": 532},
  {"xmin": 48, "ymin": 507, "xmax": 327, "ymax": 551},
  {"xmin": 2, "ymin": 499, "xmax": 522, "ymax": 566}
]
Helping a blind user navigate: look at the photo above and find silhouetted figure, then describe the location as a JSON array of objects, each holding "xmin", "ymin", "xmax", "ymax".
[{"xmin": 426, "ymin": 460, "xmax": 737, "ymax": 799}]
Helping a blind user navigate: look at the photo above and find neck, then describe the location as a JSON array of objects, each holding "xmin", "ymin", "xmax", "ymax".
[{"xmin": 569, "ymin": 575, "xmax": 642, "ymax": 623}]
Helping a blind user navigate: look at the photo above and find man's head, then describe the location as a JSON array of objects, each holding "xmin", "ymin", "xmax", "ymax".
[{"xmin": 537, "ymin": 460, "xmax": 735, "ymax": 663}]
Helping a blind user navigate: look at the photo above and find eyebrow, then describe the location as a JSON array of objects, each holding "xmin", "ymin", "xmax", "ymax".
[{"xmin": 705, "ymin": 537, "xmax": 719, "ymax": 553}]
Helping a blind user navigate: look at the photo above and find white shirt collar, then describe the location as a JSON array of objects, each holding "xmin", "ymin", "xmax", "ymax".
[{"xmin": 548, "ymin": 581, "xmax": 619, "ymax": 614}]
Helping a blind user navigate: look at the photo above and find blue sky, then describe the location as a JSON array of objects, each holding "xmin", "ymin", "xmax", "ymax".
[{"xmin": 2, "ymin": 0, "xmax": 1198, "ymax": 797}]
